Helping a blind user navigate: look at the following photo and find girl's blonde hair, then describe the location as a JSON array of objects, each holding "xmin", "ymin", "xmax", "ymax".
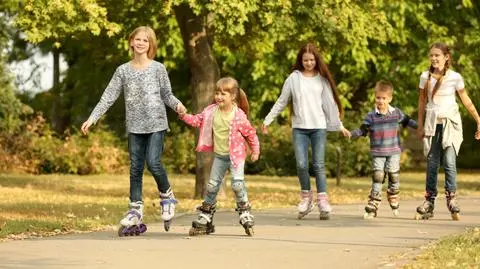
[
  {"xmin": 128, "ymin": 26, "xmax": 157, "ymax": 59},
  {"xmin": 215, "ymin": 77, "xmax": 250, "ymax": 117}
]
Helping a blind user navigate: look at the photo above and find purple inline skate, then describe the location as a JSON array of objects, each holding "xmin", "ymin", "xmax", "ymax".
[{"xmin": 118, "ymin": 201, "xmax": 147, "ymax": 237}]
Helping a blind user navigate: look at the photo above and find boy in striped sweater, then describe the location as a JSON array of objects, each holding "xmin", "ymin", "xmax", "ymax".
[{"xmin": 351, "ymin": 81, "xmax": 417, "ymax": 219}]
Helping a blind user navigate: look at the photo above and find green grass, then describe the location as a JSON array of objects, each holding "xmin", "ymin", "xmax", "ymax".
[
  {"xmin": 1, "ymin": 172, "xmax": 480, "ymax": 266},
  {"xmin": 402, "ymin": 227, "xmax": 480, "ymax": 269},
  {"xmin": 1, "ymin": 171, "xmax": 480, "ymax": 239}
]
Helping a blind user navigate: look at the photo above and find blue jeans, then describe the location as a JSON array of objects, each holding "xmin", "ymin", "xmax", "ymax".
[
  {"xmin": 292, "ymin": 128, "xmax": 327, "ymax": 193},
  {"xmin": 371, "ymin": 154, "xmax": 401, "ymax": 193},
  {"xmin": 425, "ymin": 124, "xmax": 457, "ymax": 199},
  {"xmin": 204, "ymin": 154, "xmax": 248, "ymax": 205},
  {"xmin": 128, "ymin": 131, "xmax": 170, "ymax": 202}
]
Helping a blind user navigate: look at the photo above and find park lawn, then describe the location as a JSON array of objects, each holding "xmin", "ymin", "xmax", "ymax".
[
  {"xmin": 1, "ymin": 171, "xmax": 480, "ymax": 239},
  {"xmin": 402, "ymin": 227, "xmax": 480, "ymax": 269}
]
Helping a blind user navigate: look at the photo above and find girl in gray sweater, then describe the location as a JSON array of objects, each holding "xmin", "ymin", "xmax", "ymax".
[{"xmin": 81, "ymin": 26, "xmax": 186, "ymax": 235}]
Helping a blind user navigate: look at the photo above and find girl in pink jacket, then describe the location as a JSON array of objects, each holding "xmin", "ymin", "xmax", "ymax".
[{"xmin": 180, "ymin": 77, "xmax": 260, "ymax": 236}]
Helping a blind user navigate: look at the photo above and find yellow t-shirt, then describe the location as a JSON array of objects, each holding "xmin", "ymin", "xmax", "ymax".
[{"xmin": 213, "ymin": 107, "xmax": 234, "ymax": 155}]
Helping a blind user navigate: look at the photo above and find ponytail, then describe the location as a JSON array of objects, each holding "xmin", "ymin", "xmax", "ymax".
[{"xmin": 237, "ymin": 88, "xmax": 250, "ymax": 117}]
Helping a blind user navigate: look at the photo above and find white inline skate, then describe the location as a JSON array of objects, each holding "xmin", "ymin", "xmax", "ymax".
[
  {"xmin": 317, "ymin": 192, "xmax": 332, "ymax": 220},
  {"xmin": 160, "ymin": 189, "xmax": 177, "ymax": 231},
  {"xmin": 118, "ymin": 201, "xmax": 147, "ymax": 237},
  {"xmin": 297, "ymin": 190, "xmax": 314, "ymax": 219}
]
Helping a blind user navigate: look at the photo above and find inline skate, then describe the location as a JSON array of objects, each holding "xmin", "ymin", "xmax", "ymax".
[
  {"xmin": 297, "ymin": 190, "xmax": 314, "ymax": 219},
  {"xmin": 415, "ymin": 200, "xmax": 435, "ymax": 220},
  {"xmin": 317, "ymin": 192, "xmax": 332, "ymax": 220},
  {"xmin": 236, "ymin": 201, "xmax": 254, "ymax": 236},
  {"xmin": 118, "ymin": 201, "xmax": 147, "ymax": 237},
  {"xmin": 387, "ymin": 189, "xmax": 400, "ymax": 216},
  {"xmin": 189, "ymin": 202, "xmax": 216, "ymax": 236},
  {"xmin": 446, "ymin": 191, "xmax": 460, "ymax": 221},
  {"xmin": 160, "ymin": 189, "xmax": 177, "ymax": 231},
  {"xmin": 363, "ymin": 191, "xmax": 381, "ymax": 220}
]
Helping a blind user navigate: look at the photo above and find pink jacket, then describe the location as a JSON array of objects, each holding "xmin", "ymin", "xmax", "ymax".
[{"xmin": 181, "ymin": 104, "xmax": 260, "ymax": 168}]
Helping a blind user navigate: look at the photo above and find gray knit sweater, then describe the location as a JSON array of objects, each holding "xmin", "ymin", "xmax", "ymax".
[{"xmin": 88, "ymin": 61, "xmax": 182, "ymax": 133}]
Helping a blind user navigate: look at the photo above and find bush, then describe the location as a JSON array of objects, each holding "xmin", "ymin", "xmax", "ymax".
[{"xmin": 0, "ymin": 113, "xmax": 128, "ymax": 174}]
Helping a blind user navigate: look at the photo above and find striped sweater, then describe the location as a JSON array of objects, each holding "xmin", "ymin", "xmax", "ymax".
[{"xmin": 351, "ymin": 106, "xmax": 417, "ymax": 156}]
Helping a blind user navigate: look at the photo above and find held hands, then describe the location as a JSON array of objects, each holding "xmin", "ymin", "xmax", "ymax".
[
  {"xmin": 251, "ymin": 153, "xmax": 259, "ymax": 162},
  {"xmin": 81, "ymin": 119, "xmax": 94, "ymax": 135},
  {"xmin": 261, "ymin": 124, "xmax": 268, "ymax": 135},
  {"xmin": 176, "ymin": 103, "xmax": 186, "ymax": 117},
  {"xmin": 340, "ymin": 127, "xmax": 351, "ymax": 139},
  {"xmin": 416, "ymin": 126, "xmax": 425, "ymax": 140}
]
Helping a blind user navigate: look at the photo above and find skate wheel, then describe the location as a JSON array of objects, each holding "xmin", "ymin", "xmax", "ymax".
[
  {"xmin": 414, "ymin": 213, "xmax": 422, "ymax": 220},
  {"xmin": 245, "ymin": 226, "xmax": 254, "ymax": 236},
  {"xmin": 164, "ymin": 221, "xmax": 171, "ymax": 232},
  {"xmin": 319, "ymin": 213, "xmax": 330, "ymax": 220},
  {"xmin": 138, "ymin": 224, "xmax": 147, "ymax": 233},
  {"xmin": 188, "ymin": 227, "xmax": 197, "ymax": 236},
  {"xmin": 118, "ymin": 226, "xmax": 126, "ymax": 237},
  {"xmin": 363, "ymin": 212, "xmax": 375, "ymax": 220},
  {"xmin": 451, "ymin": 212, "xmax": 460, "ymax": 221},
  {"xmin": 392, "ymin": 209, "xmax": 399, "ymax": 217}
]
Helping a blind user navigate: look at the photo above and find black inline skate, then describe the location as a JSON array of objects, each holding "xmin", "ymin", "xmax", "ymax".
[
  {"xmin": 363, "ymin": 191, "xmax": 381, "ymax": 220},
  {"xmin": 236, "ymin": 201, "xmax": 254, "ymax": 236},
  {"xmin": 188, "ymin": 202, "xmax": 216, "ymax": 236},
  {"xmin": 446, "ymin": 191, "xmax": 460, "ymax": 221}
]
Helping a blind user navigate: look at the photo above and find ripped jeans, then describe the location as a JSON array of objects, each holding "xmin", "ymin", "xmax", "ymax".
[{"xmin": 203, "ymin": 154, "xmax": 248, "ymax": 205}]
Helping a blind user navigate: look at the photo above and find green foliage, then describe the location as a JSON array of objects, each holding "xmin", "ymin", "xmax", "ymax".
[
  {"xmin": 16, "ymin": 0, "xmax": 121, "ymax": 46},
  {"xmin": 0, "ymin": 113, "xmax": 128, "ymax": 174},
  {"xmin": 7, "ymin": 0, "xmax": 480, "ymax": 175},
  {"xmin": 163, "ymin": 124, "xmax": 196, "ymax": 174}
]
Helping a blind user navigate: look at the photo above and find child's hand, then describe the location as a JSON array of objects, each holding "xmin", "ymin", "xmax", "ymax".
[
  {"xmin": 416, "ymin": 126, "xmax": 424, "ymax": 139},
  {"xmin": 176, "ymin": 103, "xmax": 186, "ymax": 115},
  {"xmin": 261, "ymin": 124, "xmax": 268, "ymax": 135},
  {"xmin": 81, "ymin": 119, "xmax": 93, "ymax": 135},
  {"xmin": 340, "ymin": 127, "xmax": 351, "ymax": 139},
  {"xmin": 475, "ymin": 124, "xmax": 480, "ymax": 140},
  {"xmin": 251, "ymin": 153, "xmax": 259, "ymax": 162}
]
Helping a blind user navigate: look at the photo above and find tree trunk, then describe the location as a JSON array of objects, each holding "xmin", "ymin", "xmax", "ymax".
[
  {"xmin": 174, "ymin": 4, "xmax": 220, "ymax": 198},
  {"xmin": 51, "ymin": 48, "xmax": 62, "ymax": 133}
]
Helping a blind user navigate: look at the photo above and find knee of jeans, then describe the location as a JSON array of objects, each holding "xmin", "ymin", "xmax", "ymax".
[
  {"xmin": 443, "ymin": 158, "xmax": 456, "ymax": 171},
  {"xmin": 130, "ymin": 165, "xmax": 143, "ymax": 176},
  {"xmin": 206, "ymin": 181, "xmax": 220, "ymax": 194},
  {"xmin": 311, "ymin": 162, "xmax": 325, "ymax": 173},
  {"xmin": 232, "ymin": 180, "xmax": 245, "ymax": 193},
  {"xmin": 146, "ymin": 160, "xmax": 163, "ymax": 171},
  {"xmin": 296, "ymin": 161, "xmax": 308, "ymax": 171}
]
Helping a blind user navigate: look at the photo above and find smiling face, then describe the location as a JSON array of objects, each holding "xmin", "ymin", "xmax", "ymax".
[
  {"xmin": 429, "ymin": 47, "xmax": 449, "ymax": 73},
  {"xmin": 302, "ymin": 52, "xmax": 317, "ymax": 72},
  {"xmin": 215, "ymin": 89, "xmax": 235, "ymax": 111},
  {"xmin": 130, "ymin": 31, "xmax": 150, "ymax": 56}
]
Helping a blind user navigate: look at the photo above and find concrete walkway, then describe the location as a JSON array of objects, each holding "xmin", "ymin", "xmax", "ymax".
[{"xmin": 1, "ymin": 197, "xmax": 479, "ymax": 269}]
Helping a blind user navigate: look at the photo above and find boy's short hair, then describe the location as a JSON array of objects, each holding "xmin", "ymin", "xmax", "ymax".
[{"xmin": 375, "ymin": 80, "xmax": 394, "ymax": 96}]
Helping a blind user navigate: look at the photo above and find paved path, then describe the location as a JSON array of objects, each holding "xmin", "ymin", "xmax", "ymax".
[{"xmin": 1, "ymin": 197, "xmax": 479, "ymax": 269}]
